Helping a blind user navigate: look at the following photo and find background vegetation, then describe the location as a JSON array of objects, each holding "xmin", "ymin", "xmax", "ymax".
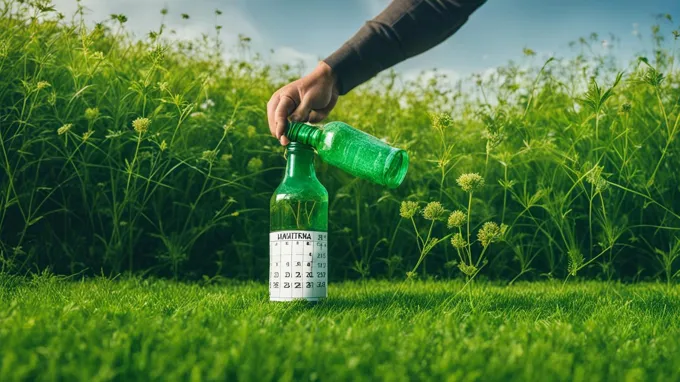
[{"xmin": 1, "ymin": 1, "xmax": 679, "ymax": 283}]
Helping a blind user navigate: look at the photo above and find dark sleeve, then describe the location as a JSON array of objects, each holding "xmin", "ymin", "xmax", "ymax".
[{"xmin": 323, "ymin": 0, "xmax": 487, "ymax": 95}]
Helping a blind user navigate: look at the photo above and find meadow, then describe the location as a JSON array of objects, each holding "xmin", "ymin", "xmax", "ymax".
[
  {"xmin": 1, "ymin": 1, "xmax": 680, "ymax": 380},
  {"xmin": 0, "ymin": 1, "xmax": 679, "ymax": 283}
]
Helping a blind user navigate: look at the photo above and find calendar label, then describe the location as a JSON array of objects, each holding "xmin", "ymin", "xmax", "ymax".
[{"xmin": 269, "ymin": 230, "xmax": 327, "ymax": 301}]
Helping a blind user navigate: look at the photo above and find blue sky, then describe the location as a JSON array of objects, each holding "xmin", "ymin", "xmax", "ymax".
[{"xmin": 53, "ymin": 0, "xmax": 679, "ymax": 81}]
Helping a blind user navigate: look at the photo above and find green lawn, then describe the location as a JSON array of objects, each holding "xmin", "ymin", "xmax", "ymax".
[{"xmin": 1, "ymin": 275, "xmax": 679, "ymax": 381}]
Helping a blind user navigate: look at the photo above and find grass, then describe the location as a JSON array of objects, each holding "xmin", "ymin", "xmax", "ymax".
[{"xmin": 1, "ymin": 274, "xmax": 680, "ymax": 381}]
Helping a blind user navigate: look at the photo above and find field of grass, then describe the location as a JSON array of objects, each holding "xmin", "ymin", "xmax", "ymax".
[{"xmin": 0, "ymin": 274, "xmax": 679, "ymax": 381}]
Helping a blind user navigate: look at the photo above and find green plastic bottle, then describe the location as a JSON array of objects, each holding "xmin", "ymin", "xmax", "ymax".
[
  {"xmin": 270, "ymin": 142, "xmax": 328, "ymax": 302},
  {"xmin": 286, "ymin": 121, "xmax": 409, "ymax": 188}
]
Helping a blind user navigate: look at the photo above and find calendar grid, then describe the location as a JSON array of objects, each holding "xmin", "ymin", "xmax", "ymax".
[{"xmin": 270, "ymin": 230, "xmax": 327, "ymax": 301}]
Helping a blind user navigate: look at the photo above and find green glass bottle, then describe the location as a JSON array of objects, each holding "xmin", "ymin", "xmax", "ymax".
[
  {"xmin": 286, "ymin": 121, "xmax": 409, "ymax": 188},
  {"xmin": 270, "ymin": 142, "xmax": 328, "ymax": 302}
]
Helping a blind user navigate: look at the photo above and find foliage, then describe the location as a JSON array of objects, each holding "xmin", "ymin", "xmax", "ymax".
[{"xmin": 1, "ymin": 2, "xmax": 680, "ymax": 282}]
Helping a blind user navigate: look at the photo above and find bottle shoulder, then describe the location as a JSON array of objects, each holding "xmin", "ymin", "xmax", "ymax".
[{"xmin": 272, "ymin": 178, "xmax": 328, "ymax": 201}]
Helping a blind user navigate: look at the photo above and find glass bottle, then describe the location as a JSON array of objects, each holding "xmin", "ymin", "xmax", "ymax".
[
  {"xmin": 270, "ymin": 142, "xmax": 328, "ymax": 302},
  {"xmin": 286, "ymin": 121, "xmax": 409, "ymax": 188}
]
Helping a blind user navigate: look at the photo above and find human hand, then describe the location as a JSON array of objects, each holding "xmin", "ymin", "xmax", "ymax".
[{"xmin": 267, "ymin": 61, "xmax": 339, "ymax": 145}]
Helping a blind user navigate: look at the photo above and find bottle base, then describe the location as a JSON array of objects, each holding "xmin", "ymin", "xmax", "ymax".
[{"xmin": 270, "ymin": 297, "xmax": 325, "ymax": 303}]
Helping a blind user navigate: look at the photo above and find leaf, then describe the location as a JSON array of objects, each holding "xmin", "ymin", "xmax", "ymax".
[
  {"xmin": 27, "ymin": 216, "xmax": 44, "ymax": 226},
  {"xmin": 69, "ymin": 85, "xmax": 94, "ymax": 104}
]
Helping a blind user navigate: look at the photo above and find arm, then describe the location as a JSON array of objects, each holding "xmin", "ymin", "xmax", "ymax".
[
  {"xmin": 267, "ymin": 0, "xmax": 487, "ymax": 144},
  {"xmin": 324, "ymin": 0, "xmax": 487, "ymax": 95}
]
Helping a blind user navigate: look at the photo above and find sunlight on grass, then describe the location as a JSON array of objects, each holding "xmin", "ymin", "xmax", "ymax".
[{"xmin": 1, "ymin": 274, "xmax": 679, "ymax": 381}]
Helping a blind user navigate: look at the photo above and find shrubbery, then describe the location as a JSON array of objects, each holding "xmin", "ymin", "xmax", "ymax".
[{"xmin": 1, "ymin": 2, "xmax": 679, "ymax": 282}]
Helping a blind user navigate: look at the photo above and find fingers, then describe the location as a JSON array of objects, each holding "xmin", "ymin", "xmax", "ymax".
[
  {"xmin": 274, "ymin": 95, "xmax": 297, "ymax": 140},
  {"xmin": 266, "ymin": 94, "xmax": 279, "ymax": 138},
  {"xmin": 290, "ymin": 97, "xmax": 312, "ymax": 123},
  {"xmin": 308, "ymin": 111, "xmax": 328, "ymax": 123},
  {"xmin": 280, "ymin": 135, "xmax": 290, "ymax": 146},
  {"xmin": 308, "ymin": 92, "xmax": 338, "ymax": 123}
]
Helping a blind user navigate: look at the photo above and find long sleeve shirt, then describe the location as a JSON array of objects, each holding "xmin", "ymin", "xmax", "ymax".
[{"xmin": 323, "ymin": 0, "xmax": 487, "ymax": 95}]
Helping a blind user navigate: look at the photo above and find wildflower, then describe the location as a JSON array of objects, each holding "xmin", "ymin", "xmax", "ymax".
[
  {"xmin": 36, "ymin": 81, "xmax": 50, "ymax": 91},
  {"xmin": 160, "ymin": 140, "xmax": 168, "ymax": 152},
  {"xmin": 91, "ymin": 51, "xmax": 104, "ymax": 60},
  {"xmin": 477, "ymin": 222, "xmax": 502, "ymax": 248},
  {"xmin": 82, "ymin": 130, "xmax": 94, "ymax": 141},
  {"xmin": 585, "ymin": 164, "xmax": 608, "ymax": 193},
  {"xmin": 149, "ymin": 45, "xmax": 166, "ymax": 65},
  {"xmin": 57, "ymin": 123, "xmax": 72, "ymax": 135},
  {"xmin": 132, "ymin": 117, "xmax": 150, "ymax": 134},
  {"xmin": 431, "ymin": 112, "xmax": 452, "ymax": 131},
  {"xmin": 48, "ymin": 91, "xmax": 57, "ymax": 106},
  {"xmin": 247, "ymin": 125, "xmax": 256, "ymax": 138},
  {"xmin": 484, "ymin": 131, "xmax": 504, "ymax": 153},
  {"xmin": 200, "ymin": 99, "xmax": 215, "ymax": 110},
  {"xmin": 220, "ymin": 154, "xmax": 232, "ymax": 164},
  {"xmin": 422, "ymin": 201, "xmax": 446, "ymax": 221},
  {"xmin": 451, "ymin": 233, "xmax": 466, "ymax": 249},
  {"xmin": 405, "ymin": 271, "xmax": 419, "ymax": 280},
  {"xmin": 247, "ymin": 157, "xmax": 263, "ymax": 173},
  {"xmin": 84, "ymin": 107, "xmax": 99, "ymax": 121},
  {"xmin": 457, "ymin": 173, "xmax": 485, "ymax": 192},
  {"xmin": 447, "ymin": 210, "xmax": 466, "ymax": 228},
  {"xmin": 201, "ymin": 149, "xmax": 217, "ymax": 163},
  {"xmin": 619, "ymin": 102, "xmax": 632, "ymax": 114},
  {"xmin": 111, "ymin": 14, "xmax": 128, "ymax": 24},
  {"xmin": 458, "ymin": 262, "xmax": 478, "ymax": 277},
  {"xmin": 158, "ymin": 82, "xmax": 169, "ymax": 92},
  {"xmin": 522, "ymin": 48, "xmax": 536, "ymax": 57},
  {"xmin": 567, "ymin": 248, "xmax": 584, "ymax": 276},
  {"xmin": 399, "ymin": 201, "xmax": 419, "ymax": 219}
]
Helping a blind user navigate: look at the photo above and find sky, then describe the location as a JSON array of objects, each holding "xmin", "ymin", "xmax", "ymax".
[{"xmin": 51, "ymin": 0, "xmax": 680, "ymax": 82}]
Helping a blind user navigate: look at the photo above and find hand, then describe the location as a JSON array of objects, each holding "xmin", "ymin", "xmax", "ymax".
[{"xmin": 267, "ymin": 61, "xmax": 339, "ymax": 145}]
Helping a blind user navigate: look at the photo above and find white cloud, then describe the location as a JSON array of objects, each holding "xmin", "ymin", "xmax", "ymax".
[{"xmin": 270, "ymin": 46, "xmax": 319, "ymax": 72}]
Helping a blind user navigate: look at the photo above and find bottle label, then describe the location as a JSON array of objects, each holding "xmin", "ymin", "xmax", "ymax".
[{"xmin": 269, "ymin": 230, "xmax": 328, "ymax": 301}]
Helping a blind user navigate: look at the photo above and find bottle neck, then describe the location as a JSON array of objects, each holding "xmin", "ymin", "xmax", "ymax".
[
  {"xmin": 287, "ymin": 122, "xmax": 323, "ymax": 147},
  {"xmin": 284, "ymin": 145, "xmax": 317, "ymax": 180}
]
